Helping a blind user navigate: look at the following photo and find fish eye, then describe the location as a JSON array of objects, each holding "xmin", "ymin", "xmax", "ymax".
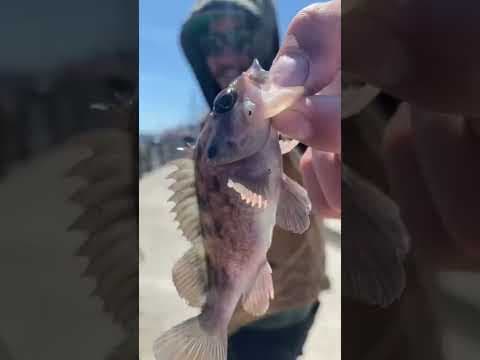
[{"xmin": 213, "ymin": 88, "xmax": 238, "ymax": 114}]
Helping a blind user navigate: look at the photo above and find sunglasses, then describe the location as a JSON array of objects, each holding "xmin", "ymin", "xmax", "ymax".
[{"xmin": 200, "ymin": 30, "xmax": 254, "ymax": 56}]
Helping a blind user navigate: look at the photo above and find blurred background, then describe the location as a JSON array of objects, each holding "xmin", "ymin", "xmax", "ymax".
[
  {"xmin": 0, "ymin": 1, "xmax": 137, "ymax": 179},
  {"xmin": 0, "ymin": 1, "xmax": 137, "ymax": 359}
]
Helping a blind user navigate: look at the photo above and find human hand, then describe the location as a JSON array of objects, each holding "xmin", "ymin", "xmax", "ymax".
[{"xmin": 269, "ymin": 1, "xmax": 341, "ymax": 218}]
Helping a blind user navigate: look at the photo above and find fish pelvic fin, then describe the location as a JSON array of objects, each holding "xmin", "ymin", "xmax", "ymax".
[
  {"xmin": 242, "ymin": 262, "xmax": 275, "ymax": 317},
  {"xmin": 153, "ymin": 316, "xmax": 227, "ymax": 360},
  {"xmin": 275, "ymin": 174, "xmax": 312, "ymax": 234}
]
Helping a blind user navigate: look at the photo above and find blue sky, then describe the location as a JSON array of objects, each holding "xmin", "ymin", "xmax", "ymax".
[{"xmin": 140, "ymin": 0, "xmax": 318, "ymax": 134}]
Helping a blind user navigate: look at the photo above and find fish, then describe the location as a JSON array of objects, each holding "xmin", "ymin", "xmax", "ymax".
[{"xmin": 152, "ymin": 59, "xmax": 311, "ymax": 360}]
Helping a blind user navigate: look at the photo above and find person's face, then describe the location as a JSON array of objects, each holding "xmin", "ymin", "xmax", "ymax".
[{"xmin": 204, "ymin": 16, "xmax": 253, "ymax": 89}]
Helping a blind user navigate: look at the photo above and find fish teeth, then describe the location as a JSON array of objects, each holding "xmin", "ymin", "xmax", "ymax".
[
  {"xmin": 227, "ymin": 178, "xmax": 268, "ymax": 209},
  {"xmin": 252, "ymin": 193, "xmax": 258, "ymax": 207},
  {"xmin": 257, "ymin": 195, "xmax": 263, "ymax": 209},
  {"xmin": 248, "ymin": 191, "xmax": 255, "ymax": 206}
]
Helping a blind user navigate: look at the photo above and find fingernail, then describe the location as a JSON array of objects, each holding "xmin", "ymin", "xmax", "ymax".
[{"xmin": 270, "ymin": 36, "xmax": 309, "ymax": 87}]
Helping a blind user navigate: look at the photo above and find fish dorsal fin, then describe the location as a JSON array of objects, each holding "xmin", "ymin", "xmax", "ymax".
[
  {"xmin": 242, "ymin": 261, "xmax": 274, "ymax": 316},
  {"xmin": 245, "ymin": 58, "xmax": 269, "ymax": 84},
  {"xmin": 275, "ymin": 174, "xmax": 312, "ymax": 234},
  {"xmin": 166, "ymin": 159, "xmax": 202, "ymax": 244},
  {"xmin": 172, "ymin": 244, "xmax": 207, "ymax": 308},
  {"xmin": 167, "ymin": 158, "xmax": 208, "ymax": 307}
]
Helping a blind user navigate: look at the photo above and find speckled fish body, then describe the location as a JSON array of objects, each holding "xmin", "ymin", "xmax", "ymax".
[
  {"xmin": 153, "ymin": 59, "xmax": 311, "ymax": 360},
  {"xmin": 193, "ymin": 116, "xmax": 282, "ymax": 332}
]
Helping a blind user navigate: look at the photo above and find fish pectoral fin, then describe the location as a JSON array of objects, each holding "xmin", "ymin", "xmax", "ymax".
[
  {"xmin": 242, "ymin": 262, "xmax": 274, "ymax": 317},
  {"xmin": 153, "ymin": 316, "xmax": 227, "ymax": 360},
  {"xmin": 172, "ymin": 245, "xmax": 207, "ymax": 308},
  {"xmin": 275, "ymin": 174, "xmax": 312, "ymax": 234},
  {"xmin": 342, "ymin": 165, "xmax": 409, "ymax": 307}
]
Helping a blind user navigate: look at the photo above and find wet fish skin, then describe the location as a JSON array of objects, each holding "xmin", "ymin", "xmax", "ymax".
[
  {"xmin": 193, "ymin": 124, "xmax": 282, "ymax": 332},
  {"xmin": 153, "ymin": 59, "xmax": 311, "ymax": 360}
]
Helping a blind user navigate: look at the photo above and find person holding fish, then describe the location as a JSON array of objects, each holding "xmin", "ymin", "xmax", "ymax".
[{"xmin": 152, "ymin": 1, "xmax": 340, "ymax": 360}]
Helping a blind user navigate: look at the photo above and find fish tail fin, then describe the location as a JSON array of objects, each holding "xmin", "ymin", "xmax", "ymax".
[{"xmin": 153, "ymin": 316, "xmax": 227, "ymax": 360}]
